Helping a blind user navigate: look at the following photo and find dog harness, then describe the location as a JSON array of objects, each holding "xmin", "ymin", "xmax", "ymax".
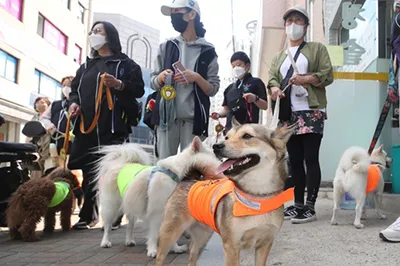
[
  {"xmin": 117, "ymin": 164, "xmax": 179, "ymax": 197},
  {"xmin": 187, "ymin": 178, "xmax": 294, "ymax": 234},
  {"xmin": 366, "ymin": 164, "xmax": 381, "ymax": 193},
  {"xmin": 49, "ymin": 181, "xmax": 71, "ymax": 207}
]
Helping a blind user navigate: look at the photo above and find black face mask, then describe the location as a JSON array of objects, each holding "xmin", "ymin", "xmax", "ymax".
[{"xmin": 171, "ymin": 13, "xmax": 189, "ymax": 33}]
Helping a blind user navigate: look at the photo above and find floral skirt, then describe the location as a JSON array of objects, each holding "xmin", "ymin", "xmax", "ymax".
[{"xmin": 280, "ymin": 110, "xmax": 326, "ymax": 135}]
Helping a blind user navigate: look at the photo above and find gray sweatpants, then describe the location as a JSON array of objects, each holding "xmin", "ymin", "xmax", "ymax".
[{"xmin": 156, "ymin": 119, "xmax": 205, "ymax": 160}]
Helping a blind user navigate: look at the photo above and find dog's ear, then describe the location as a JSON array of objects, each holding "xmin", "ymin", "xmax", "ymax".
[
  {"xmin": 231, "ymin": 117, "xmax": 241, "ymax": 129},
  {"xmin": 192, "ymin": 136, "xmax": 204, "ymax": 153},
  {"xmin": 376, "ymin": 144, "xmax": 384, "ymax": 153},
  {"xmin": 272, "ymin": 125, "xmax": 295, "ymax": 145}
]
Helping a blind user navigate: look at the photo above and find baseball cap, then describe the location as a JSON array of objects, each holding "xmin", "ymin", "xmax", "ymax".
[
  {"xmin": 161, "ymin": 0, "xmax": 201, "ymax": 17},
  {"xmin": 283, "ymin": 5, "xmax": 309, "ymax": 21}
]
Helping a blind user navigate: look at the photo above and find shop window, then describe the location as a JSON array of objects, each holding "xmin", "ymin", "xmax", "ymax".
[
  {"xmin": 34, "ymin": 70, "xmax": 62, "ymax": 100},
  {"xmin": 0, "ymin": 49, "xmax": 18, "ymax": 83},
  {"xmin": 77, "ymin": 2, "xmax": 85, "ymax": 24},
  {"xmin": 0, "ymin": 0, "xmax": 23, "ymax": 21},
  {"xmin": 37, "ymin": 14, "xmax": 68, "ymax": 54},
  {"xmin": 74, "ymin": 44, "xmax": 82, "ymax": 64}
]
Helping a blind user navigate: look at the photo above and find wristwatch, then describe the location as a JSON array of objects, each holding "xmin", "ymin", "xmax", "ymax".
[
  {"xmin": 117, "ymin": 80, "xmax": 124, "ymax": 90},
  {"xmin": 255, "ymin": 95, "xmax": 260, "ymax": 102}
]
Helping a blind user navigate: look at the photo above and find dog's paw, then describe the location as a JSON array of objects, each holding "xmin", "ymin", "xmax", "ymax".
[
  {"xmin": 125, "ymin": 240, "xmax": 136, "ymax": 247},
  {"xmin": 147, "ymin": 248, "xmax": 158, "ymax": 258},
  {"xmin": 24, "ymin": 235, "xmax": 40, "ymax": 242},
  {"xmin": 100, "ymin": 240, "xmax": 112, "ymax": 248},
  {"xmin": 354, "ymin": 223, "xmax": 364, "ymax": 229},
  {"xmin": 173, "ymin": 244, "xmax": 188, "ymax": 254},
  {"xmin": 330, "ymin": 219, "xmax": 338, "ymax": 226},
  {"xmin": 378, "ymin": 213, "xmax": 387, "ymax": 220}
]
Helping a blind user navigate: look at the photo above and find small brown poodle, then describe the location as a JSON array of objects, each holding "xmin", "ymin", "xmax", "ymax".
[{"xmin": 6, "ymin": 167, "xmax": 81, "ymax": 241}]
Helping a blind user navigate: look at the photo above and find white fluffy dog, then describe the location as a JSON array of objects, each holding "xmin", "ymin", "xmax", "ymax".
[
  {"xmin": 95, "ymin": 136, "xmax": 216, "ymax": 257},
  {"xmin": 331, "ymin": 145, "xmax": 392, "ymax": 229}
]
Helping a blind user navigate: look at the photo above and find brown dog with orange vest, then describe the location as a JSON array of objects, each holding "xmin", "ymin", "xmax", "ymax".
[{"xmin": 155, "ymin": 119, "xmax": 295, "ymax": 266}]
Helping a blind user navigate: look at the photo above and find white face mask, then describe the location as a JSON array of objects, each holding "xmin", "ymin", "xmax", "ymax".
[
  {"xmin": 233, "ymin": 66, "xmax": 246, "ymax": 79},
  {"xmin": 286, "ymin": 23, "xmax": 305, "ymax": 41},
  {"xmin": 89, "ymin": 34, "xmax": 107, "ymax": 50},
  {"xmin": 62, "ymin": 86, "xmax": 71, "ymax": 99}
]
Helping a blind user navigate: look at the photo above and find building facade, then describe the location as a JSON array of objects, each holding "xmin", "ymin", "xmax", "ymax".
[
  {"xmin": 93, "ymin": 12, "xmax": 160, "ymax": 153},
  {"xmin": 0, "ymin": 0, "xmax": 91, "ymax": 142}
]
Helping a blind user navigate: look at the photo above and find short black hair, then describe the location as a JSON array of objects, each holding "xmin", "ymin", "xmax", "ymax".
[
  {"xmin": 61, "ymin": 76, "xmax": 74, "ymax": 84},
  {"xmin": 230, "ymin": 51, "xmax": 251, "ymax": 65},
  {"xmin": 90, "ymin": 21, "xmax": 122, "ymax": 57}
]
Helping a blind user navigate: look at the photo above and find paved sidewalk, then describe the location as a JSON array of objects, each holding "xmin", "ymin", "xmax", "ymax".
[
  {"xmin": 198, "ymin": 198, "xmax": 400, "ymax": 266},
  {"xmin": 0, "ymin": 215, "xmax": 190, "ymax": 266}
]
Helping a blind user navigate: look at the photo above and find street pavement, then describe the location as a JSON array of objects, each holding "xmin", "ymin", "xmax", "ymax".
[{"xmin": 0, "ymin": 198, "xmax": 399, "ymax": 265}]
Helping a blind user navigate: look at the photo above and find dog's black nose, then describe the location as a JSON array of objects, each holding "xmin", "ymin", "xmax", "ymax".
[{"xmin": 213, "ymin": 143, "xmax": 225, "ymax": 151}]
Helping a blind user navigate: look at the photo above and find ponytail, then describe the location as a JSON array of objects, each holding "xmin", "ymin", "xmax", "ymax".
[{"xmin": 194, "ymin": 15, "xmax": 206, "ymax": 37}]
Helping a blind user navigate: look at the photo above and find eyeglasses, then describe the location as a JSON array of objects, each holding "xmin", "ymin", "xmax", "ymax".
[{"xmin": 89, "ymin": 28, "xmax": 102, "ymax": 35}]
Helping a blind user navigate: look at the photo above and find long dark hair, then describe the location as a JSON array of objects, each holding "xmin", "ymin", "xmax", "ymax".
[
  {"xmin": 186, "ymin": 8, "xmax": 206, "ymax": 37},
  {"xmin": 90, "ymin": 21, "xmax": 122, "ymax": 57}
]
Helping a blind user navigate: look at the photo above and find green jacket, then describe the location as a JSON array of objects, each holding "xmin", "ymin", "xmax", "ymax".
[{"xmin": 267, "ymin": 42, "xmax": 334, "ymax": 109}]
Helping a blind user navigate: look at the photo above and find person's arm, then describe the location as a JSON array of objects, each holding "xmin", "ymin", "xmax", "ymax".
[
  {"xmin": 113, "ymin": 60, "xmax": 145, "ymax": 99},
  {"xmin": 196, "ymin": 56, "xmax": 220, "ymax": 97},
  {"xmin": 150, "ymin": 42, "xmax": 166, "ymax": 91},
  {"xmin": 69, "ymin": 65, "xmax": 84, "ymax": 106},
  {"xmin": 254, "ymin": 79, "xmax": 268, "ymax": 110},
  {"xmin": 309, "ymin": 43, "xmax": 334, "ymax": 87},
  {"xmin": 40, "ymin": 103, "xmax": 57, "ymax": 133}
]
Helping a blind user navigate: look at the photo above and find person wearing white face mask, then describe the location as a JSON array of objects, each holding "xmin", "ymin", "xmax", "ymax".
[
  {"xmin": 66, "ymin": 21, "xmax": 145, "ymax": 230},
  {"xmin": 211, "ymin": 51, "xmax": 268, "ymax": 131},
  {"xmin": 268, "ymin": 5, "xmax": 333, "ymax": 224}
]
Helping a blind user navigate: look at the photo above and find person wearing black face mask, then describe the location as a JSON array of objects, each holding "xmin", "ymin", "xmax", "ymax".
[{"xmin": 149, "ymin": 0, "xmax": 220, "ymax": 160}]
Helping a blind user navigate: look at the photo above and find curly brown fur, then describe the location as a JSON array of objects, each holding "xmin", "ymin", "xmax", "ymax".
[{"xmin": 6, "ymin": 167, "xmax": 80, "ymax": 241}]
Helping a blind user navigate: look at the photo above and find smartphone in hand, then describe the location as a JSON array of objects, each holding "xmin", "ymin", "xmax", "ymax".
[{"xmin": 172, "ymin": 61, "xmax": 185, "ymax": 73}]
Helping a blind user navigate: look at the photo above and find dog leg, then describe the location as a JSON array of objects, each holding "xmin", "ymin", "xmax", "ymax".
[
  {"xmin": 255, "ymin": 241, "xmax": 274, "ymax": 266},
  {"xmin": 155, "ymin": 215, "xmax": 189, "ymax": 265},
  {"xmin": 222, "ymin": 238, "xmax": 240, "ymax": 266},
  {"xmin": 43, "ymin": 210, "xmax": 56, "ymax": 233},
  {"xmin": 330, "ymin": 186, "xmax": 343, "ymax": 226},
  {"xmin": 125, "ymin": 216, "xmax": 137, "ymax": 247},
  {"xmin": 187, "ymin": 223, "xmax": 213, "ymax": 266},
  {"xmin": 9, "ymin": 228, "xmax": 21, "ymax": 240},
  {"xmin": 19, "ymin": 216, "xmax": 41, "ymax": 242},
  {"xmin": 100, "ymin": 200, "xmax": 121, "ymax": 248},
  {"xmin": 374, "ymin": 192, "xmax": 387, "ymax": 220},
  {"xmin": 354, "ymin": 195, "xmax": 366, "ymax": 229},
  {"xmin": 147, "ymin": 212, "xmax": 164, "ymax": 258},
  {"xmin": 60, "ymin": 204, "xmax": 72, "ymax": 232}
]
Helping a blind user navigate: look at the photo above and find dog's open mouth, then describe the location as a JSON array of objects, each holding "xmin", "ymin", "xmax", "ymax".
[{"xmin": 216, "ymin": 154, "xmax": 260, "ymax": 176}]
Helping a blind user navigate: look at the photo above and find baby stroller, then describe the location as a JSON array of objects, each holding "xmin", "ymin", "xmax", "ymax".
[{"xmin": 0, "ymin": 117, "xmax": 44, "ymax": 227}]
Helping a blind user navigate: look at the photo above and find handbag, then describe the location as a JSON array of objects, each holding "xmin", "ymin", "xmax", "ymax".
[{"xmin": 274, "ymin": 41, "xmax": 307, "ymax": 121}]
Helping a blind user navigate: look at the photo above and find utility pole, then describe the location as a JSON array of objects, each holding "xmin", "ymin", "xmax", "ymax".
[
  {"xmin": 86, "ymin": 0, "xmax": 94, "ymax": 58},
  {"xmin": 230, "ymin": 0, "xmax": 236, "ymax": 53}
]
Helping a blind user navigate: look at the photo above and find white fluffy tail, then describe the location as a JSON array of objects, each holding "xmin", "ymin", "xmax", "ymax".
[
  {"xmin": 93, "ymin": 143, "xmax": 153, "ymax": 190},
  {"xmin": 340, "ymin": 146, "xmax": 370, "ymax": 174}
]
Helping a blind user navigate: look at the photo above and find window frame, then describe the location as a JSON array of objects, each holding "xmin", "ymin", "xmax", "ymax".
[
  {"xmin": 37, "ymin": 13, "xmax": 68, "ymax": 55},
  {"xmin": 0, "ymin": 0, "xmax": 24, "ymax": 21},
  {"xmin": 0, "ymin": 49, "xmax": 18, "ymax": 83},
  {"xmin": 34, "ymin": 69, "xmax": 62, "ymax": 100}
]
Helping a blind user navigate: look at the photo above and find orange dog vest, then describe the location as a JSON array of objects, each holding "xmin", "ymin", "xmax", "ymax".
[
  {"xmin": 187, "ymin": 178, "xmax": 294, "ymax": 234},
  {"xmin": 366, "ymin": 165, "xmax": 381, "ymax": 193}
]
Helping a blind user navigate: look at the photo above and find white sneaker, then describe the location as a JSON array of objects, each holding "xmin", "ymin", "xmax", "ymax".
[{"xmin": 379, "ymin": 216, "xmax": 400, "ymax": 242}]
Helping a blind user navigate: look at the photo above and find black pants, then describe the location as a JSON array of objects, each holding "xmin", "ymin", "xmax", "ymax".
[
  {"xmin": 286, "ymin": 133, "xmax": 322, "ymax": 207},
  {"xmin": 79, "ymin": 163, "xmax": 99, "ymax": 223}
]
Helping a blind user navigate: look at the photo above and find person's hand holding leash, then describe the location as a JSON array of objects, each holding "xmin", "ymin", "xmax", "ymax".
[
  {"xmin": 157, "ymin": 69, "xmax": 174, "ymax": 86},
  {"xmin": 289, "ymin": 74, "xmax": 308, "ymax": 86},
  {"xmin": 68, "ymin": 103, "xmax": 81, "ymax": 118},
  {"xmin": 243, "ymin": 93, "xmax": 259, "ymax": 103},
  {"xmin": 270, "ymin": 87, "xmax": 285, "ymax": 101},
  {"xmin": 210, "ymin": 112, "xmax": 220, "ymax": 120},
  {"xmin": 103, "ymin": 73, "xmax": 121, "ymax": 88}
]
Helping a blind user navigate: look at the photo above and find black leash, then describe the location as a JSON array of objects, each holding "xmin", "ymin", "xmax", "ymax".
[{"xmin": 367, "ymin": 90, "xmax": 398, "ymax": 155}]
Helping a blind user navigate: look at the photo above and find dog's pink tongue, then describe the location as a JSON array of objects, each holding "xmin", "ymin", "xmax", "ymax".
[{"xmin": 216, "ymin": 159, "xmax": 237, "ymax": 175}]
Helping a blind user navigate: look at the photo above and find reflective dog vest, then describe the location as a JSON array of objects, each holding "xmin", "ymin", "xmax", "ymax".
[
  {"xmin": 366, "ymin": 165, "xmax": 381, "ymax": 194},
  {"xmin": 187, "ymin": 178, "xmax": 294, "ymax": 234},
  {"xmin": 49, "ymin": 181, "xmax": 71, "ymax": 207},
  {"xmin": 117, "ymin": 164, "xmax": 155, "ymax": 197}
]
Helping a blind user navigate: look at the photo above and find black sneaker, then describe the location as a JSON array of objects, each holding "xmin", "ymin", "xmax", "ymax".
[
  {"xmin": 291, "ymin": 206, "xmax": 317, "ymax": 224},
  {"xmin": 72, "ymin": 221, "xmax": 89, "ymax": 230},
  {"xmin": 284, "ymin": 205, "xmax": 301, "ymax": 220}
]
